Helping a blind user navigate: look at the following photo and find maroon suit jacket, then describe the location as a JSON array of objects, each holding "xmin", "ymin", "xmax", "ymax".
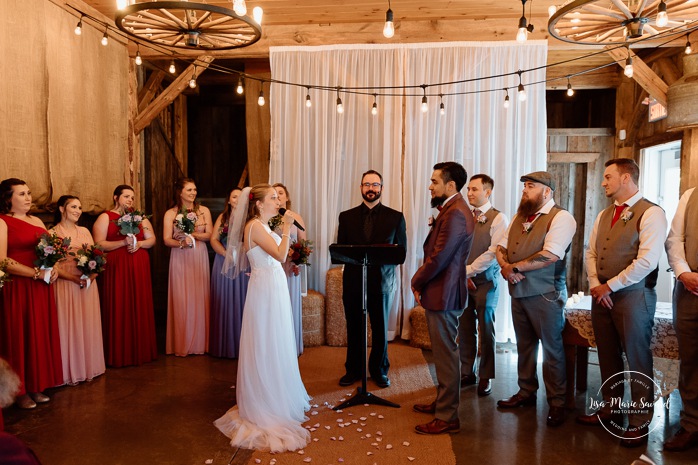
[{"xmin": 411, "ymin": 192, "xmax": 474, "ymax": 311}]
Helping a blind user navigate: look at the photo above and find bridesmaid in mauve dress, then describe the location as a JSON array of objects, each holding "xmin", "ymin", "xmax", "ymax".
[
  {"xmin": 163, "ymin": 177, "xmax": 212, "ymax": 356},
  {"xmin": 0, "ymin": 178, "xmax": 63, "ymax": 410},
  {"xmin": 51, "ymin": 195, "xmax": 106, "ymax": 385},
  {"xmin": 209, "ymin": 187, "xmax": 249, "ymax": 358},
  {"xmin": 93, "ymin": 185, "xmax": 157, "ymax": 368},
  {"xmin": 273, "ymin": 183, "xmax": 306, "ymax": 356}
]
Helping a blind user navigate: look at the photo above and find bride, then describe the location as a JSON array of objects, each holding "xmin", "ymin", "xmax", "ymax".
[{"xmin": 215, "ymin": 184, "xmax": 311, "ymax": 453}]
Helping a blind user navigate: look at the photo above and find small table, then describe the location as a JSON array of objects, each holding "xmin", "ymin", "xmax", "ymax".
[{"xmin": 563, "ymin": 296, "xmax": 679, "ymax": 408}]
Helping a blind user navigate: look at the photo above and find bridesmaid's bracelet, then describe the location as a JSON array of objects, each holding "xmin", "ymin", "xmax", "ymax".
[{"xmin": 32, "ymin": 267, "xmax": 41, "ymax": 280}]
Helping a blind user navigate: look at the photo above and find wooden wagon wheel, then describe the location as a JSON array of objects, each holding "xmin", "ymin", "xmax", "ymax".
[{"xmin": 115, "ymin": 1, "xmax": 261, "ymax": 50}]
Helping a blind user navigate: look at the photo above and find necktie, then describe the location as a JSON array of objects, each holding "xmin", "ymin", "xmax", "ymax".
[
  {"xmin": 611, "ymin": 204, "xmax": 627, "ymax": 227},
  {"xmin": 436, "ymin": 205, "xmax": 443, "ymax": 211},
  {"xmin": 527, "ymin": 214, "xmax": 538, "ymax": 223},
  {"xmin": 363, "ymin": 208, "xmax": 374, "ymax": 240},
  {"xmin": 473, "ymin": 209, "xmax": 482, "ymax": 218}
]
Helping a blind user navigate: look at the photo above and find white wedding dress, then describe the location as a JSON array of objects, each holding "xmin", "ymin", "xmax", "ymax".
[{"xmin": 215, "ymin": 222, "xmax": 311, "ymax": 453}]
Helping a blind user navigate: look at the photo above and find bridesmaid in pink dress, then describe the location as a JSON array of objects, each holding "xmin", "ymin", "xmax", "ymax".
[
  {"xmin": 51, "ymin": 195, "xmax": 106, "ymax": 385},
  {"xmin": 163, "ymin": 177, "xmax": 212, "ymax": 356},
  {"xmin": 0, "ymin": 178, "xmax": 63, "ymax": 410}
]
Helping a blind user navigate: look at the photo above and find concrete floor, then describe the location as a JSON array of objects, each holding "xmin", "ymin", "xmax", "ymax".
[{"xmin": 2, "ymin": 342, "xmax": 695, "ymax": 465}]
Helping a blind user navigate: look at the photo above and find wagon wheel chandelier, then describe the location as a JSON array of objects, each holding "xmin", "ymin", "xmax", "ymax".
[
  {"xmin": 548, "ymin": 0, "xmax": 698, "ymax": 45},
  {"xmin": 115, "ymin": 1, "xmax": 262, "ymax": 50}
]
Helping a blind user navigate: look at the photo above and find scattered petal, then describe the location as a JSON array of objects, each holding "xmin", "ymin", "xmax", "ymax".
[
  {"xmin": 376, "ymin": 437, "xmax": 383, "ymax": 442},
  {"xmin": 339, "ymin": 398, "xmax": 346, "ymax": 402},
  {"xmin": 254, "ymin": 460, "xmax": 261, "ymax": 464},
  {"xmin": 360, "ymin": 436, "xmax": 366, "ymax": 439},
  {"xmin": 364, "ymin": 404, "xmax": 369, "ymax": 407},
  {"xmin": 336, "ymin": 409, "xmax": 343, "ymax": 413},
  {"xmin": 303, "ymin": 458, "xmax": 312, "ymax": 463},
  {"xmin": 352, "ymin": 420, "xmax": 358, "ymax": 424},
  {"xmin": 360, "ymin": 417, "xmax": 367, "ymax": 421},
  {"xmin": 205, "ymin": 460, "xmax": 213, "ymax": 464},
  {"xmin": 386, "ymin": 444, "xmax": 393, "ymax": 450},
  {"xmin": 370, "ymin": 412, "xmax": 377, "ymax": 416},
  {"xmin": 338, "ymin": 436, "xmax": 344, "ymax": 441},
  {"xmin": 366, "ymin": 452, "xmax": 373, "ymax": 456},
  {"xmin": 330, "ymin": 437, "xmax": 337, "ymax": 441},
  {"xmin": 325, "ymin": 426, "xmax": 331, "ymax": 430},
  {"xmin": 298, "ymin": 450, "xmax": 305, "ymax": 455},
  {"xmin": 311, "ymin": 411, "xmax": 319, "ymax": 416},
  {"xmin": 357, "ymin": 428, "xmax": 363, "ymax": 432},
  {"xmin": 371, "ymin": 442, "xmax": 379, "ymax": 446},
  {"xmin": 336, "ymin": 419, "xmax": 344, "ymax": 423},
  {"xmin": 346, "ymin": 393, "xmax": 353, "ymax": 396},
  {"xmin": 344, "ymin": 423, "xmax": 351, "ymax": 427},
  {"xmin": 378, "ymin": 415, "xmax": 384, "ymax": 419},
  {"xmin": 361, "ymin": 423, "xmax": 366, "ymax": 426},
  {"xmin": 309, "ymin": 428, "xmax": 316, "ymax": 432},
  {"xmin": 338, "ymin": 459, "xmax": 344, "ymax": 463},
  {"xmin": 402, "ymin": 441, "xmax": 410, "ymax": 446},
  {"xmin": 313, "ymin": 404, "xmax": 319, "ymax": 408},
  {"xmin": 376, "ymin": 431, "xmax": 382, "ymax": 436},
  {"xmin": 313, "ymin": 438, "xmax": 319, "ymax": 442},
  {"xmin": 347, "ymin": 412, "xmax": 353, "ymax": 416},
  {"xmin": 408, "ymin": 457, "xmax": 416, "ymax": 462},
  {"xmin": 313, "ymin": 423, "xmax": 320, "ymax": 428},
  {"xmin": 365, "ymin": 433, "xmax": 372, "ymax": 438}
]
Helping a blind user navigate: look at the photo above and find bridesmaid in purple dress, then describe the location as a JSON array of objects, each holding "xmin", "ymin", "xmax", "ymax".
[
  {"xmin": 209, "ymin": 188, "xmax": 249, "ymax": 358},
  {"xmin": 273, "ymin": 183, "xmax": 306, "ymax": 356}
]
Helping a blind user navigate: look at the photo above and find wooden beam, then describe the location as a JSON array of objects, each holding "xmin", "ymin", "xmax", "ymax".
[
  {"xmin": 134, "ymin": 56, "xmax": 214, "ymax": 133},
  {"xmin": 626, "ymin": 89, "xmax": 649, "ymax": 145},
  {"xmin": 605, "ymin": 45, "xmax": 668, "ymax": 107},
  {"xmin": 548, "ymin": 128, "xmax": 614, "ymax": 137},
  {"xmin": 654, "ymin": 57, "xmax": 681, "ymax": 86},
  {"xmin": 548, "ymin": 152, "xmax": 600, "ymax": 164},
  {"xmin": 138, "ymin": 70, "xmax": 166, "ymax": 114}
]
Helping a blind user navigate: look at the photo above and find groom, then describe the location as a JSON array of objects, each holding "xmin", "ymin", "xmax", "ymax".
[{"xmin": 411, "ymin": 161, "xmax": 474, "ymax": 434}]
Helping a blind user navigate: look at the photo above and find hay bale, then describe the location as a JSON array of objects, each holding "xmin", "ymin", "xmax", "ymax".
[
  {"xmin": 325, "ymin": 267, "xmax": 372, "ymax": 347},
  {"xmin": 409, "ymin": 306, "xmax": 431, "ymax": 350},
  {"xmin": 302, "ymin": 290, "xmax": 325, "ymax": 347}
]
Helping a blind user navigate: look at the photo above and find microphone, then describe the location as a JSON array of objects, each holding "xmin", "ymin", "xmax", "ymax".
[{"xmin": 278, "ymin": 208, "xmax": 305, "ymax": 231}]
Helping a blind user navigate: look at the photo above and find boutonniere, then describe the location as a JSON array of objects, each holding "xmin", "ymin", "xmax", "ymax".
[
  {"xmin": 620, "ymin": 210, "xmax": 633, "ymax": 223},
  {"xmin": 522, "ymin": 222, "xmax": 533, "ymax": 234},
  {"xmin": 428, "ymin": 215, "xmax": 435, "ymax": 228},
  {"xmin": 476, "ymin": 214, "xmax": 488, "ymax": 224}
]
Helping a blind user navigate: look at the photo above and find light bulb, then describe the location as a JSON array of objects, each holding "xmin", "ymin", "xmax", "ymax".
[
  {"xmin": 74, "ymin": 19, "xmax": 82, "ymax": 36},
  {"xmin": 421, "ymin": 96, "xmax": 428, "ymax": 113},
  {"xmin": 518, "ymin": 84, "xmax": 527, "ymax": 102},
  {"xmin": 686, "ymin": 41, "xmax": 692, "ymax": 55},
  {"xmin": 656, "ymin": 1, "xmax": 668, "ymax": 27},
  {"xmin": 548, "ymin": 5, "xmax": 557, "ymax": 17},
  {"xmin": 253, "ymin": 6, "xmax": 263, "ymax": 25},
  {"xmin": 440, "ymin": 102, "xmax": 445, "ymax": 116},
  {"xmin": 101, "ymin": 33, "xmax": 109, "ymax": 46},
  {"xmin": 516, "ymin": 27, "xmax": 528, "ymax": 43},
  {"xmin": 169, "ymin": 61, "xmax": 176, "ymax": 74},
  {"xmin": 117, "ymin": 0, "xmax": 128, "ymax": 9},
  {"xmin": 258, "ymin": 90, "xmax": 265, "ymax": 106},
  {"xmin": 189, "ymin": 76, "xmax": 196, "ymax": 88},
  {"xmin": 504, "ymin": 95, "xmax": 510, "ymax": 109},
  {"xmin": 306, "ymin": 94, "xmax": 312, "ymax": 108},
  {"xmin": 336, "ymin": 97, "xmax": 344, "ymax": 114},
  {"xmin": 233, "ymin": 0, "xmax": 247, "ymax": 16},
  {"xmin": 236, "ymin": 78, "xmax": 244, "ymax": 94},
  {"xmin": 566, "ymin": 82, "xmax": 574, "ymax": 97},
  {"xmin": 135, "ymin": 51, "xmax": 142, "ymax": 66},
  {"xmin": 371, "ymin": 102, "xmax": 378, "ymax": 116},
  {"xmin": 383, "ymin": 9, "xmax": 394, "ymax": 38},
  {"xmin": 624, "ymin": 57, "xmax": 634, "ymax": 78}
]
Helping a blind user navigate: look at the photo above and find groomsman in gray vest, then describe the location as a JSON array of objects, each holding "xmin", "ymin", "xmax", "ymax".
[
  {"xmin": 577, "ymin": 158, "xmax": 667, "ymax": 448},
  {"xmin": 495, "ymin": 171, "xmax": 576, "ymax": 428},
  {"xmin": 664, "ymin": 186, "xmax": 698, "ymax": 452},
  {"xmin": 458, "ymin": 174, "xmax": 509, "ymax": 397}
]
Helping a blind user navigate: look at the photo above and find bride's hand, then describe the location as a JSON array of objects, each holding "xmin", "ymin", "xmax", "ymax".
[{"xmin": 281, "ymin": 210, "xmax": 294, "ymax": 227}]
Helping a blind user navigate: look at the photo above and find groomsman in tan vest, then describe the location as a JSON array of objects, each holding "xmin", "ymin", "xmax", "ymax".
[
  {"xmin": 664, "ymin": 186, "xmax": 698, "ymax": 452},
  {"xmin": 458, "ymin": 174, "xmax": 508, "ymax": 397},
  {"xmin": 577, "ymin": 158, "xmax": 667, "ymax": 448},
  {"xmin": 496, "ymin": 171, "xmax": 576, "ymax": 428}
]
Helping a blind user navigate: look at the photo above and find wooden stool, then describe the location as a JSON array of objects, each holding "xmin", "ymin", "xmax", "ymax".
[
  {"xmin": 408, "ymin": 306, "xmax": 431, "ymax": 350},
  {"xmin": 301, "ymin": 290, "xmax": 325, "ymax": 347}
]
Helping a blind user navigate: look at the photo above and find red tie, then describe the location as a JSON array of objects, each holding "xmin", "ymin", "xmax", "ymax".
[
  {"xmin": 611, "ymin": 204, "xmax": 627, "ymax": 227},
  {"xmin": 473, "ymin": 209, "xmax": 481, "ymax": 218},
  {"xmin": 527, "ymin": 214, "xmax": 537, "ymax": 222}
]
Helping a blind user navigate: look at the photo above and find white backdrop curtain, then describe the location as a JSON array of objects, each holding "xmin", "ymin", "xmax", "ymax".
[{"xmin": 269, "ymin": 41, "xmax": 548, "ymax": 342}]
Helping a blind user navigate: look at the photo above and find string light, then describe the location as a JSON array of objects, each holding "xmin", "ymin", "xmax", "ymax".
[
  {"xmin": 236, "ymin": 76, "xmax": 244, "ymax": 94},
  {"xmin": 74, "ymin": 17, "xmax": 83, "ymax": 36},
  {"xmin": 624, "ymin": 48, "xmax": 634, "ymax": 78},
  {"xmin": 517, "ymin": 71, "xmax": 527, "ymax": 102},
  {"xmin": 189, "ymin": 68, "xmax": 197, "ymax": 88},
  {"xmin": 504, "ymin": 89, "xmax": 510, "ymax": 109},
  {"xmin": 253, "ymin": 6, "xmax": 263, "ymax": 25},
  {"xmin": 233, "ymin": 0, "xmax": 247, "ymax": 17},
  {"xmin": 336, "ymin": 88, "xmax": 344, "ymax": 114},
  {"xmin": 566, "ymin": 77, "xmax": 574, "ymax": 97},
  {"xmin": 135, "ymin": 45, "xmax": 142, "ymax": 66},
  {"xmin": 116, "ymin": 0, "xmax": 128, "ymax": 9},
  {"xmin": 439, "ymin": 95, "xmax": 445, "ymax": 116},
  {"xmin": 169, "ymin": 60, "xmax": 176, "ymax": 74},
  {"xmin": 421, "ymin": 86, "xmax": 428, "ymax": 113},
  {"xmin": 371, "ymin": 94, "xmax": 378, "ymax": 115},
  {"xmin": 306, "ymin": 87, "xmax": 312, "ymax": 108},
  {"xmin": 383, "ymin": 0, "xmax": 395, "ymax": 39},
  {"xmin": 548, "ymin": 5, "xmax": 557, "ymax": 18},
  {"xmin": 516, "ymin": 0, "xmax": 534, "ymax": 43},
  {"xmin": 656, "ymin": 1, "xmax": 668, "ymax": 28},
  {"xmin": 258, "ymin": 88, "xmax": 265, "ymax": 106},
  {"xmin": 686, "ymin": 35, "xmax": 692, "ymax": 55},
  {"xmin": 101, "ymin": 30, "xmax": 109, "ymax": 46}
]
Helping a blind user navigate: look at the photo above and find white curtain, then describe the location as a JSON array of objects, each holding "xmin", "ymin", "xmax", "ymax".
[{"xmin": 269, "ymin": 41, "xmax": 548, "ymax": 342}]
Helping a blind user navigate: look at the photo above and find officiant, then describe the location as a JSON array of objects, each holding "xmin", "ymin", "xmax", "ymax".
[{"xmin": 336, "ymin": 170, "xmax": 407, "ymax": 389}]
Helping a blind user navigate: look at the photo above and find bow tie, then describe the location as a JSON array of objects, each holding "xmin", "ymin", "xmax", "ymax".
[{"xmin": 436, "ymin": 205, "xmax": 443, "ymax": 211}]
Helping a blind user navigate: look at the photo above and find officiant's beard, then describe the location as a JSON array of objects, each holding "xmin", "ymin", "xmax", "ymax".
[
  {"xmin": 431, "ymin": 194, "xmax": 447, "ymax": 209},
  {"xmin": 517, "ymin": 192, "xmax": 545, "ymax": 218},
  {"xmin": 362, "ymin": 190, "xmax": 381, "ymax": 203}
]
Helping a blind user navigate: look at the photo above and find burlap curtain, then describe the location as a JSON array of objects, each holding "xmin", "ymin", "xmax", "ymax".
[{"xmin": 0, "ymin": 0, "xmax": 129, "ymax": 214}]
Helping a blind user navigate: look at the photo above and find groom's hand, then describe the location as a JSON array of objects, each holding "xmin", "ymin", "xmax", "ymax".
[{"xmin": 411, "ymin": 286, "xmax": 421, "ymax": 306}]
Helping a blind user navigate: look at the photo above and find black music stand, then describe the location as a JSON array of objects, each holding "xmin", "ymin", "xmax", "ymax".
[{"xmin": 329, "ymin": 244, "xmax": 406, "ymax": 410}]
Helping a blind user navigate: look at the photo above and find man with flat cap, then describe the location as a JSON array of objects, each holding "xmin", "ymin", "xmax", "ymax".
[{"xmin": 495, "ymin": 171, "xmax": 577, "ymax": 427}]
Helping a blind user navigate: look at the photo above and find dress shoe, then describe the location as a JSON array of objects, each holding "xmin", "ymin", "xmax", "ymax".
[
  {"xmin": 373, "ymin": 375, "xmax": 390, "ymax": 388},
  {"xmin": 477, "ymin": 379, "xmax": 492, "ymax": 397},
  {"xmin": 620, "ymin": 425, "xmax": 649, "ymax": 448},
  {"xmin": 576, "ymin": 411, "xmax": 621, "ymax": 427},
  {"xmin": 546, "ymin": 406, "xmax": 566, "ymax": 427},
  {"xmin": 664, "ymin": 427, "xmax": 698, "ymax": 452},
  {"xmin": 460, "ymin": 373, "xmax": 477, "ymax": 386},
  {"xmin": 497, "ymin": 393, "xmax": 536, "ymax": 409},
  {"xmin": 16, "ymin": 394, "xmax": 36, "ymax": 410},
  {"xmin": 339, "ymin": 373, "xmax": 360, "ymax": 386},
  {"xmin": 413, "ymin": 402, "xmax": 436, "ymax": 414},
  {"xmin": 415, "ymin": 418, "xmax": 460, "ymax": 435},
  {"xmin": 30, "ymin": 392, "xmax": 50, "ymax": 403}
]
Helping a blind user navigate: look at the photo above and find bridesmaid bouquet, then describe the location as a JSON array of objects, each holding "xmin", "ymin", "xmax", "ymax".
[
  {"xmin": 0, "ymin": 259, "xmax": 11, "ymax": 289},
  {"xmin": 174, "ymin": 207, "xmax": 198, "ymax": 248},
  {"xmin": 114, "ymin": 208, "xmax": 151, "ymax": 248},
  {"xmin": 74, "ymin": 244, "xmax": 107, "ymax": 276},
  {"xmin": 289, "ymin": 239, "xmax": 313, "ymax": 266},
  {"xmin": 34, "ymin": 232, "xmax": 71, "ymax": 283}
]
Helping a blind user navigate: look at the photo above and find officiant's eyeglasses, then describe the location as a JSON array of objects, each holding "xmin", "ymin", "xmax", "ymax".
[{"xmin": 361, "ymin": 182, "xmax": 382, "ymax": 188}]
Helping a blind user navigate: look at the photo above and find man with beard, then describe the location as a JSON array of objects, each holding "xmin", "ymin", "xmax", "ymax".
[
  {"xmin": 495, "ymin": 171, "xmax": 576, "ymax": 428},
  {"xmin": 577, "ymin": 158, "xmax": 666, "ymax": 448},
  {"xmin": 411, "ymin": 162, "xmax": 474, "ymax": 434},
  {"xmin": 337, "ymin": 170, "xmax": 407, "ymax": 388}
]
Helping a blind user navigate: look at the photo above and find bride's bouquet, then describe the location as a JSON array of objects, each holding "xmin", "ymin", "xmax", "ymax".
[
  {"xmin": 113, "ymin": 208, "xmax": 150, "ymax": 247},
  {"xmin": 289, "ymin": 239, "xmax": 313, "ymax": 267},
  {"xmin": 174, "ymin": 207, "xmax": 198, "ymax": 248},
  {"xmin": 74, "ymin": 244, "xmax": 107, "ymax": 289},
  {"xmin": 34, "ymin": 232, "xmax": 71, "ymax": 284}
]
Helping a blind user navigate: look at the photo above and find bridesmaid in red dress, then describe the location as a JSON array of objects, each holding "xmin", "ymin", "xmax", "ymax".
[
  {"xmin": 0, "ymin": 178, "xmax": 63, "ymax": 410},
  {"xmin": 92, "ymin": 185, "xmax": 157, "ymax": 367}
]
